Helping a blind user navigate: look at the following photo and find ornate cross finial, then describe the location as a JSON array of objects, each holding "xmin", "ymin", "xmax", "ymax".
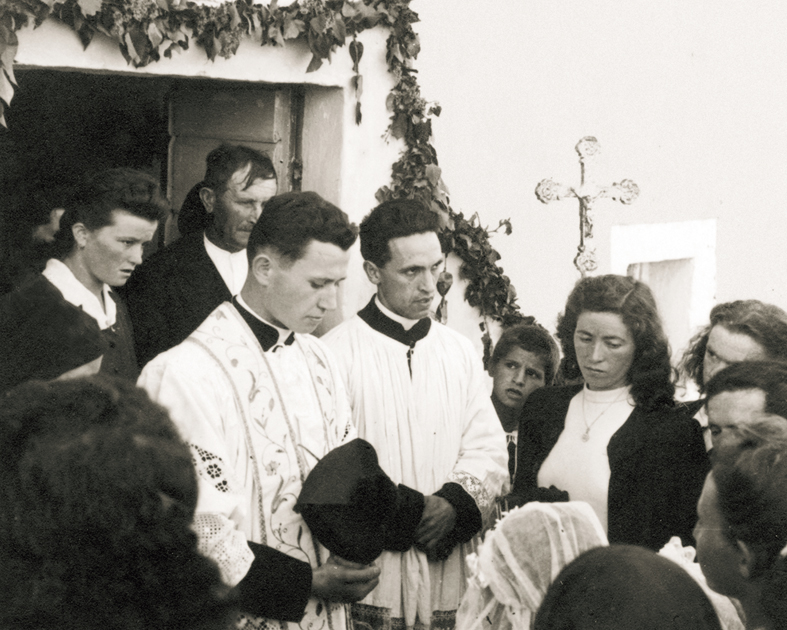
[{"xmin": 535, "ymin": 136, "xmax": 639, "ymax": 277}]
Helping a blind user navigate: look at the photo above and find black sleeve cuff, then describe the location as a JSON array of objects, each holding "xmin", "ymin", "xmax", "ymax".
[
  {"xmin": 434, "ymin": 481, "xmax": 482, "ymax": 544},
  {"xmin": 507, "ymin": 485, "xmax": 570, "ymax": 507},
  {"xmin": 234, "ymin": 541, "xmax": 313, "ymax": 622},
  {"xmin": 383, "ymin": 484, "xmax": 425, "ymax": 551}
]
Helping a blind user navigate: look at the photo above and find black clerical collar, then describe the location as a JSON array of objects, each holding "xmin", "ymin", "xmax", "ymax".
[
  {"xmin": 232, "ymin": 297, "xmax": 294, "ymax": 352},
  {"xmin": 358, "ymin": 296, "xmax": 431, "ymax": 347}
]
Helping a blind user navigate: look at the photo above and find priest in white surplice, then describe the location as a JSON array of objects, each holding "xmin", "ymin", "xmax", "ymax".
[
  {"xmin": 324, "ymin": 199, "xmax": 508, "ymax": 630},
  {"xmin": 138, "ymin": 192, "xmax": 380, "ymax": 630}
]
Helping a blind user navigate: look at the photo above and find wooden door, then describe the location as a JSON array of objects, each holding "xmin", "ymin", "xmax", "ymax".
[{"xmin": 166, "ymin": 83, "xmax": 294, "ymax": 244}]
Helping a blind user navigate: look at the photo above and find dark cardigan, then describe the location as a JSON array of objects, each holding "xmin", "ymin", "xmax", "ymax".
[
  {"xmin": 511, "ymin": 385, "xmax": 709, "ymax": 551},
  {"xmin": 20, "ymin": 275, "xmax": 139, "ymax": 381}
]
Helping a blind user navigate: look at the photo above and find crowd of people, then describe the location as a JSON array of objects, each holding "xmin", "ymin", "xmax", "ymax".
[{"xmin": 2, "ymin": 143, "xmax": 787, "ymax": 630}]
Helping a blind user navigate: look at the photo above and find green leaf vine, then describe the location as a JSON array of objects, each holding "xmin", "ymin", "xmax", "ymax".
[{"xmin": 0, "ymin": 0, "xmax": 532, "ymax": 346}]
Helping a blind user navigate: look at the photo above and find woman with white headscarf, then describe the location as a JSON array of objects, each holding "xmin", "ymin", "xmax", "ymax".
[{"xmin": 456, "ymin": 501, "xmax": 607, "ymax": 630}]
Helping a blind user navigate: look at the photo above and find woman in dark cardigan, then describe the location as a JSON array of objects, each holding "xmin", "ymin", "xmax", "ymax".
[{"xmin": 511, "ymin": 274, "xmax": 708, "ymax": 551}]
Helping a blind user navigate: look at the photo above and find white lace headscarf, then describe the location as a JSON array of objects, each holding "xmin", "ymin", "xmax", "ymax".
[{"xmin": 456, "ymin": 501, "xmax": 608, "ymax": 630}]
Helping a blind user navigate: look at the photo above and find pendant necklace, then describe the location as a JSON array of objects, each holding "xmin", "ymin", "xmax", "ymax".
[{"xmin": 581, "ymin": 389, "xmax": 627, "ymax": 442}]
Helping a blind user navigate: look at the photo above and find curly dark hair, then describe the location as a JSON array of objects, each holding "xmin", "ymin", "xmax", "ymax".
[
  {"xmin": 713, "ymin": 420, "xmax": 787, "ymax": 629},
  {"xmin": 359, "ymin": 198, "xmax": 441, "ymax": 267},
  {"xmin": 681, "ymin": 300, "xmax": 787, "ymax": 393},
  {"xmin": 556, "ymin": 274, "xmax": 675, "ymax": 411},
  {"xmin": 0, "ymin": 376, "xmax": 235, "ymax": 630}
]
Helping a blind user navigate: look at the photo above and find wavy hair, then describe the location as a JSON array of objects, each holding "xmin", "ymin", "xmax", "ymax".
[
  {"xmin": 681, "ymin": 300, "xmax": 787, "ymax": 393},
  {"xmin": 0, "ymin": 376, "xmax": 234, "ymax": 630},
  {"xmin": 556, "ymin": 274, "xmax": 674, "ymax": 411}
]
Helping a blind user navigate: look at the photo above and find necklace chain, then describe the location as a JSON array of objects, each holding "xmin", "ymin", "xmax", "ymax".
[{"xmin": 581, "ymin": 389, "xmax": 628, "ymax": 442}]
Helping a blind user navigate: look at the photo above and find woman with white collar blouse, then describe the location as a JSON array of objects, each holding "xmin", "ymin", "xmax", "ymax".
[
  {"xmin": 511, "ymin": 274, "xmax": 708, "ymax": 551},
  {"xmin": 38, "ymin": 168, "xmax": 165, "ymax": 380}
]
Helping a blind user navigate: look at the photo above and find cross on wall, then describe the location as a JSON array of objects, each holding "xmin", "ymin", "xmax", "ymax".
[{"xmin": 535, "ymin": 136, "xmax": 640, "ymax": 277}]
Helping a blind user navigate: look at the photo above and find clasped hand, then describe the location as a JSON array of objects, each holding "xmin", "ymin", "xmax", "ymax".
[
  {"xmin": 414, "ymin": 495, "xmax": 456, "ymax": 558},
  {"xmin": 311, "ymin": 554, "xmax": 380, "ymax": 603}
]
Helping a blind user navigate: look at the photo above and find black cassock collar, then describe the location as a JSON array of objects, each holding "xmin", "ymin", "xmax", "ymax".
[
  {"xmin": 358, "ymin": 296, "xmax": 431, "ymax": 347},
  {"xmin": 232, "ymin": 297, "xmax": 294, "ymax": 352}
]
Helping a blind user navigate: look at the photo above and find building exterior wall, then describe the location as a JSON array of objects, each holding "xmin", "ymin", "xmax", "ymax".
[{"xmin": 414, "ymin": 0, "xmax": 787, "ymax": 352}]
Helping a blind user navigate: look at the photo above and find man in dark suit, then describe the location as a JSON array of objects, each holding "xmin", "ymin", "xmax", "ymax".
[{"xmin": 125, "ymin": 145, "xmax": 277, "ymax": 367}]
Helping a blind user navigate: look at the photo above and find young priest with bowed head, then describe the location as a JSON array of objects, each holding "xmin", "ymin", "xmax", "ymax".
[
  {"xmin": 138, "ymin": 192, "xmax": 379, "ymax": 630},
  {"xmin": 324, "ymin": 198, "xmax": 507, "ymax": 630},
  {"xmin": 488, "ymin": 323, "xmax": 560, "ymax": 484}
]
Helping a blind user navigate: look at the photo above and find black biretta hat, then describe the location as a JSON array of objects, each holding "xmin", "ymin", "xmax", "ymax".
[{"xmin": 295, "ymin": 438, "xmax": 424, "ymax": 565}]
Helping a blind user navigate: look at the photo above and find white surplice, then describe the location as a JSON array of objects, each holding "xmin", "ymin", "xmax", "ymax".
[
  {"xmin": 138, "ymin": 302, "xmax": 355, "ymax": 630},
  {"xmin": 323, "ymin": 314, "xmax": 507, "ymax": 629}
]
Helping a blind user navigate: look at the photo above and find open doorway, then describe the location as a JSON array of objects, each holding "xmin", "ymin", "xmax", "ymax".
[{"xmin": 0, "ymin": 69, "xmax": 300, "ymax": 293}]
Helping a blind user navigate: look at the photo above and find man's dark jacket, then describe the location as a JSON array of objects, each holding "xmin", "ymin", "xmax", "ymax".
[{"xmin": 123, "ymin": 232, "xmax": 231, "ymax": 368}]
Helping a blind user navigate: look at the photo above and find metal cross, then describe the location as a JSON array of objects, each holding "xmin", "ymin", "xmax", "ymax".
[{"xmin": 535, "ymin": 136, "xmax": 639, "ymax": 277}]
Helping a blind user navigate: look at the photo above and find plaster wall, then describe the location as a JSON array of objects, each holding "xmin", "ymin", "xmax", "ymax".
[{"xmin": 413, "ymin": 0, "xmax": 787, "ymax": 352}]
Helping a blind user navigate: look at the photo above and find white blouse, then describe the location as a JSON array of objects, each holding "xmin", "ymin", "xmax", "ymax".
[
  {"xmin": 42, "ymin": 258, "xmax": 116, "ymax": 329},
  {"xmin": 537, "ymin": 385, "xmax": 634, "ymax": 532}
]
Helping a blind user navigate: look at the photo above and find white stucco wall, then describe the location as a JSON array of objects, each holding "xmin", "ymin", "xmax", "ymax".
[{"xmin": 414, "ymin": 0, "xmax": 787, "ymax": 349}]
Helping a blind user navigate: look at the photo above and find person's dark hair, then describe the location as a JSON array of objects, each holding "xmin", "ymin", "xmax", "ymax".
[
  {"xmin": 0, "ymin": 376, "xmax": 235, "ymax": 630},
  {"xmin": 202, "ymin": 144, "xmax": 276, "ymax": 194},
  {"xmin": 490, "ymin": 324, "xmax": 561, "ymax": 385},
  {"xmin": 247, "ymin": 191, "xmax": 357, "ymax": 265},
  {"xmin": 53, "ymin": 168, "xmax": 168, "ymax": 259},
  {"xmin": 21, "ymin": 185, "xmax": 74, "ymax": 236},
  {"xmin": 681, "ymin": 300, "xmax": 787, "ymax": 392},
  {"xmin": 704, "ymin": 361, "xmax": 787, "ymax": 421},
  {"xmin": 359, "ymin": 198, "xmax": 441, "ymax": 267},
  {"xmin": 555, "ymin": 274, "xmax": 674, "ymax": 411},
  {"xmin": 712, "ymin": 420, "xmax": 787, "ymax": 629},
  {"xmin": 534, "ymin": 545, "xmax": 723, "ymax": 630}
]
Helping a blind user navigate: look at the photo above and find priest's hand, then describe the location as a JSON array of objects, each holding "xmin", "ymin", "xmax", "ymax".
[
  {"xmin": 415, "ymin": 495, "xmax": 456, "ymax": 554},
  {"xmin": 311, "ymin": 554, "xmax": 380, "ymax": 603}
]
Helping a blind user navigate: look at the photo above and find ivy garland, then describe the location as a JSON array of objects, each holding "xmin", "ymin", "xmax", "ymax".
[{"xmin": 0, "ymin": 0, "xmax": 533, "ymax": 353}]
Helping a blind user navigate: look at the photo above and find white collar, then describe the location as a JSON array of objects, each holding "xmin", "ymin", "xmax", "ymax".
[
  {"xmin": 235, "ymin": 293, "xmax": 293, "ymax": 346},
  {"xmin": 694, "ymin": 404, "xmax": 713, "ymax": 451},
  {"xmin": 375, "ymin": 295, "xmax": 420, "ymax": 331},
  {"xmin": 42, "ymin": 258, "xmax": 116, "ymax": 329},
  {"xmin": 203, "ymin": 232, "xmax": 249, "ymax": 295}
]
